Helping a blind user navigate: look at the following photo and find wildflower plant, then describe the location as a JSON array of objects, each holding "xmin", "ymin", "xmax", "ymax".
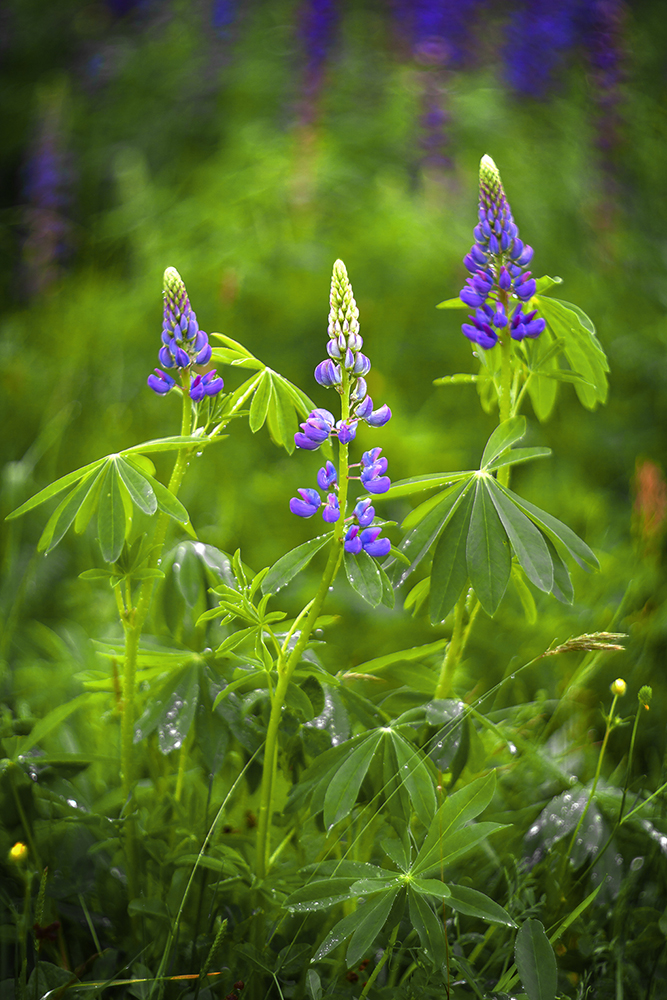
[{"xmin": 7, "ymin": 156, "xmax": 665, "ymax": 1000}]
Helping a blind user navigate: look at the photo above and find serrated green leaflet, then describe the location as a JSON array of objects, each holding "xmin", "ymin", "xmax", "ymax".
[
  {"xmin": 262, "ymin": 533, "xmax": 331, "ymax": 595},
  {"xmin": 466, "ymin": 477, "xmax": 511, "ymax": 615},
  {"xmin": 486, "ymin": 479, "xmax": 553, "ymax": 592}
]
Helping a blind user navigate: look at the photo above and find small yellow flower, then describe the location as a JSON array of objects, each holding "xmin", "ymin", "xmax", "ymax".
[
  {"xmin": 8, "ymin": 841, "xmax": 28, "ymax": 864},
  {"xmin": 610, "ymin": 678, "xmax": 627, "ymax": 697}
]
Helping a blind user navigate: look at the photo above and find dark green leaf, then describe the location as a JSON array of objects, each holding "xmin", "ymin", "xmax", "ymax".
[
  {"xmin": 435, "ymin": 820, "xmax": 507, "ymax": 870},
  {"xmin": 485, "ymin": 447, "xmax": 551, "ymax": 472},
  {"xmin": 7, "ymin": 457, "xmax": 106, "ymax": 520},
  {"xmin": 429, "ymin": 487, "xmax": 474, "ymax": 623},
  {"xmin": 391, "ymin": 733, "xmax": 437, "ymax": 827},
  {"xmin": 37, "ymin": 471, "xmax": 99, "ymax": 554},
  {"xmin": 413, "ymin": 772, "xmax": 495, "ymax": 875},
  {"xmin": 486, "ymin": 479, "xmax": 553, "ymax": 592},
  {"xmin": 345, "ymin": 550, "xmax": 383, "ymax": 607},
  {"xmin": 466, "ymin": 478, "xmax": 511, "ymax": 615},
  {"xmin": 312, "ymin": 889, "xmax": 398, "ymax": 963},
  {"xmin": 285, "ymin": 878, "xmax": 362, "ymax": 913},
  {"xmin": 262, "ymin": 533, "xmax": 332, "ymax": 595},
  {"xmin": 116, "ymin": 456, "xmax": 158, "ymax": 515},
  {"xmin": 546, "ymin": 537, "xmax": 574, "ymax": 603},
  {"xmin": 323, "ymin": 731, "xmax": 383, "ymax": 830},
  {"xmin": 392, "ymin": 480, "xmax": 472, "ymax": 586},
  {"xmin": 346, "ymin": 888, "xmax": 400, "ymax": 968},
  {"xmin": 97, "ymin": 463, "xmax": 127, "ymax": 563},
  {"xmin": 134, "ymin": 665, "xmax": 199, "ymax": 753},
  {"xmin": 481, "ymin": 416, "xmax": 526, "ymax": 469},
  {"xmin": 447, "ymin": 885, "xmax": 516, "ymax": 927},
  {"xmin": 249, "ymin": 370, "xmax": 272, "ymax": 433},
  {"xmin": 407, "ymin": 889, "xmax": 448, "ymax": 967},
  {"xmin": 496, "ymin": 483, "xmax": 598, "ymax": 571},
  {"xmin": 515, "ymin": 919, "xmax": 557, "ymax": 1000}
]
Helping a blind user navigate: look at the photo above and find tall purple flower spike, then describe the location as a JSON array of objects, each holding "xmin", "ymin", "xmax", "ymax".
[
  {"xmin": 148, "ymin": 267, "xmax": 224, "ymax": 399},
  {"xmin": 459, "ymin": 156, "xmax": 545, "ymax": 349}
]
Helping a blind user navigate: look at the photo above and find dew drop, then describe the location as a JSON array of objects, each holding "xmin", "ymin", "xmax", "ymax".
[{"xmin": 630, "ymin": 856, "xmax": 644, "ymax": 872}]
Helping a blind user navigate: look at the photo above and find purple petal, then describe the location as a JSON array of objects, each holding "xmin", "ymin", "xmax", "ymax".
[
  {"xmin": 147, "ymin": 370, "xmax": 175, "ymax": 394},
  {"xmin": 366, "ymin": 404, "xmax": 391, "ymax": 428}
]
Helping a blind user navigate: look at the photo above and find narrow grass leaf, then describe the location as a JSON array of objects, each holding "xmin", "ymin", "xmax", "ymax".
[
  {"xmin": 515, "ymin": 919, "xmax": 557, "ymax": 1000},
  {"xmin": 466, "ymin": 478, "xmax": 511, "ymax": 615}
]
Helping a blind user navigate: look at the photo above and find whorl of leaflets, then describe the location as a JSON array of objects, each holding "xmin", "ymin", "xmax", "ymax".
[
  {"xmin": 147, "ymin": 267, "xmax": 224, "ymax": 402},
  {"xmin": 289, "ymin": 259, "xmax": 392, "ymax": 559},
  {"xmin": 460, "ymin": 155, "xmax": 546, "ymax": 350}
]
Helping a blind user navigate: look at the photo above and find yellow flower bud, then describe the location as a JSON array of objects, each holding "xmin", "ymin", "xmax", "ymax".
[
  {"xmin": 610, "ymin": 678, "xmax": 627, "ymax": 697},
  {"xmin": 8, "ymin": 841, "xmax": 28, "ymax": 864}
]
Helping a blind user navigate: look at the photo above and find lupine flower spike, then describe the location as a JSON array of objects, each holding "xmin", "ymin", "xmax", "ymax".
[
  {"xmin": 148, "ymin": 267, "xmax": 224, "ymax": 402},
  {"xmin": 288, "ymin": 259, "xmax": 393, "ymax": 559},
  {"xmin": 460, "ymin": 155, "xmax": 545, "ymax": 350}
]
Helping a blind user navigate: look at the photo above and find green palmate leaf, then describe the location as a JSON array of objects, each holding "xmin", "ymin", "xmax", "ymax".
[
  {"xmin": 392, "ymin": 480, "xmax": 473, "ymax": 586},
  {"xmin": 486, "ymin": 479, "xmax": 553, "ymax": 592},
  {"xmin": 345, "ymin": 550, "xmax": 383, "ymax": 607},
  {"xmin": 480, "ymin": 416, "xmax": 526, "ymax": 469},
  {"xmin": 429, "ymin": 486, "xmax": 474, "ymax": 624},
  {"xmin": 413, "ymin": 772, "xmax": 495, "ymax": 876},
  {"xmin": 495, "ymin": 483, "xmax": 598, "ymax": 571},
  {"xmin": 266, "ymin": 376, "xmax": 295, "ymax": 451},
  {"xmin": 433, "ymin": 820, "xmax": 506, "ymax": 871},
  {"xmin": 121, "ymin": 435, "xmax": 210, "ymax": 455},
  {"xmin": 382, "ymin": 471, "xmax": 472, "ymax": 501},
  {"xmin": 525, "ymin": 333, "xmax": 560, "ymax": 421},
  {"xmin": 378, "ymin": 562, "xmax": 396, "ymax": 609},
  {"xmin": 534, "ymin": 274, "xmax": 563, "ymax": 294},
  {"xmin": 312, "ymin": 887, "xmax": 400, "ymax": 964},
  {"xmin": 37, "ymin": 470, "xmax": 100, "ymax": 554},
  {"xmin": 346, "ymin": 887, "xmax": 401, "ymax": 968},
  {"xmin": 285, "ymin": 878, "xmax": 365, "ymax": 913},
  {"xmin": 135, "ymin": 465, "xmax": 189, "ymax": 523},
  {"xmin": 249, "ymin": 370, "xmax": 272, "ymax": 433},
  {"xmin": 408, "ymin": 889, "xmax": 448, "ymax": 965},
  {"xmin": 14, "ymin": 692, "xmax": 100, "ymax": 757},
  {"xmin": 115, "ymin": 456, "xmax": 158, "ymax": 515},
  {"xmin": 391, "ymin": 733, "xmax": 437, "ymax": 827},
  {"xmin": 536, "ymin": 296, "xmax": 608, "ymax": 409},
  {"xmin": 446, "ymin": 885, "xmax": 516, "ymax": 927},
  {"xmin": 485, "ymin": 447, "xmax": 552, "ymax": 472},
  {"xmin": 323, "ymin": 730, "xmax": 383, "ymax": 830},
  {"xmin": 74, "ymin": 465, "xmax": 107, "ymax": 534},
  {"xmin": 515, "ymin": 919, "xmax": 557, "ymax": 1000},
  {"xmin": 466, "ymin": 477, "xmax": 510, "ymax": 615},
  {"xmin": 545, "ymin": 536, "xmax": 574, "ymax": 603},
  {"xmin": 402, "ymin": 487, "xmax": 462, "ymax": 531},
  {"xmin": 134, "ymin": 664, "xmax": 199, "ymax": 753},
  {"xmin": 97, "ymin": 463, "xmax": 127, "ymax": 563},
  {"xmin": 262, "ymin": 533, "xmax": 331, "ymax": 595},
  {"xmin": 7, "ymin": 457, "xmax": 107, "ymax": 520}
]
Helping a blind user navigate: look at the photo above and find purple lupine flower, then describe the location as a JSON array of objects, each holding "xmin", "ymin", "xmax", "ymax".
[
  {"xmin": 290, "ymin": 488, "xmax": 322, "ymax": 517},
  {"xmin": 317, "ymin": 461, "xmax": 338, "ymax": 489},
  {"xmin": 365, "ymin": 403, "xmax": 392, "ymax": 428},
  {"xmin": 354, "ymin": 499, "xmax": 375, "ymax": 526},
  {"xmin": 190, "ymin": 370, "xmax": 224, "ymax": 401},
  {"xmin": 360, "ymin": 448, "xmax": 391, "ymax": 494},
  {"xmin": 322, "ymin": 493, "xmax": 340, "ymax": 523},
  {"xmin": 295, "ymin": 408, "xmax": 335, "ymax": 450},
  {"xmin": 297, "ymin": 0, "xmax": 340, "ymax": 127},
  {"xmin": 344, "ymin": 524, "xmax": 363, "ymax": 555},
  {"xmin": 159, "ymin": 267, "xmax": 214, "ymax": 370},
  {"xmin": 503, "ymin": 0, "xmax": 579, "ymax": 100},
  {"xmin": 315, "ymin": 359, "xmax": 342, "ymax": 386},
  {"xmin": 148, "ymin": 369, "xmax": 176, "ymax": 395},
  {"xmin": 458, "ymin": 155, "xmax": 544, "ymax": 350},
  {"xmin": 336, "ymin": 420, "xmax": 357, "ymax": 445},
  {"xmin": 359, "ymin": 526, "xmax": 391, "ymax": 558}
]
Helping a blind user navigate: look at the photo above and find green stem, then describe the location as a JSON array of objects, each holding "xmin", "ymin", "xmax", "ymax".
[
  {"xmin": 434, "ymin": 587, "xmax": 468, "ymax": 699},
  {"xmin": 560, "ymin": 693, "xmax": 619, "ymax": 882},
  {"xmin": 360, "ymin": 922, "xmax": 400, "ymax": 999},
  {"xmin": 255, "ymin": 541, "xmax": 343, "ymax": 880}
]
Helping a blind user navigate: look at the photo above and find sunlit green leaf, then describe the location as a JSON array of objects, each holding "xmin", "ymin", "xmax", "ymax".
[
  {"xmin": 345, "ymin": 550, "xmax": 383, "ymax": 607},
  {"xmin": 37, "ymin": 471, "xmax": 100, "ymax": 554},
  {"xmin": 480, "ymin": 416, "xmax": 526, "ymax": 469},
  {"xmin": 413, "ymin": 772, "xmax": 496, "ymax": 875},
  {"xmin": 391, "ymin": 480, "xmax": 472, "ymax": 586},
  {"xmin": 97, "ymin": 463, "xmax": 127, "ymax": 563},
  {"xmin": 7, "ymin": 457, "xmax": 107, "ymax": 520},
  {"xmin": 433, "ymin": 373, "xmax": 478, "ymax": 386},
  {"xmin": 249, "ymin": 370, "xmax": 272, "ymax": 433},
  {"xmin": 115, "ymin": 456, "xmax": 158, "ymax": 515},
  {"xmin": 262, "ymin": 533, "xmax": 331, "ymax": 595}
]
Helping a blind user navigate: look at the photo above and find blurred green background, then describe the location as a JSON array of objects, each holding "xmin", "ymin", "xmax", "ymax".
[{"xmin": 1, "ymin": 0, "xmax": 666, "ymax": 742}]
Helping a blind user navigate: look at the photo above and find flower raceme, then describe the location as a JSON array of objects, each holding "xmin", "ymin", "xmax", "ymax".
[
  {"xmin": 288, "ymin": 260, "xmax": 392, "ymax": 559},
  {"xmin": 460, "ymin": 155, "xmax": 546, "ymax": 350},
  {"xmin": 147, "ymin": 267, "xmax": 224, "ymax": 402}
]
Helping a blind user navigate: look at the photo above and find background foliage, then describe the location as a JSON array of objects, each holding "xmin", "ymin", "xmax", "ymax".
[{"xmin": 1, "ymin": 1, "xmax": 667, "ymax": 996}]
